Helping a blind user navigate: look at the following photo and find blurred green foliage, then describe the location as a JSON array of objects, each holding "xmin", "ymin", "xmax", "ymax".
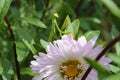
[{"xmin": 0, "ymin": 0, "xmax": 120, "ymax": 80}]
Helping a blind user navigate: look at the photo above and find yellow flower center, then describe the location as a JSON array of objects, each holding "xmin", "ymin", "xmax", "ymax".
[
  {"xmin": 65, "ymin": 65, "xmax": 78, "ymax": 77},
  {"xmin": 60, "ymin": 60, "xmax": 84, "ymax": 80}
]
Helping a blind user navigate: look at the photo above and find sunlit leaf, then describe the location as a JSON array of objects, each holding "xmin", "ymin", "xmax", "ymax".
[
  {"xmin": 0, "ymin": 0, "xmax": 5, "ymax": 13},
  {"xmin": 102, "ymin": 0, "xmax": 120, "ymax": 18},
  {"xmin": 65, "ymin": 19, "xmax": 80, "ymax": 35},
  {"xmin": 22, "ymin": 17, "xmax": 47, "ymax": 28},
  {"xmin": 0, "ymin": 0, "xmax": 12, "ymax": 19},
  {"xmin": 40, "ymin": 39, "xmax": 49, "ymax": 49},
  {"xmin": 84, "ymin": 31, "xmax": 100, "ymax": 40},
  {"xmin": 107, "ymin": 54, "xmax": 120, "ymax": 66},
  {"xmin": 22, "ymin": 39, "xmax": 37, "ymax": 54},
  {"xmin": 110, "ymin": 64, "xmax": 120, "ymax": 73},
  {"xmin": 72, "ymin": 19, "xmax": 80, "ymax": 35},
  {"xmin": 61, "ymin": 15, "xmax": 71, "ymax": 30}
]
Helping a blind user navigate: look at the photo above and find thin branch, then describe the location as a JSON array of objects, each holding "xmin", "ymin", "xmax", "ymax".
[
  {"xmin": 81, "ymin": 35, "xmax": 120, "ymax": 80},
  {"xmin": 4, "ymin": 16, "xmax": 21, "ymax": 80},
  {"xmin": 40, "ymin": 0, "xmax": 50, "ymax": 21}
]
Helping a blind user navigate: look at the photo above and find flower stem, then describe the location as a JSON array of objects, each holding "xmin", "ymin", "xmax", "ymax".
[
  {"xmin": 81, "ymin": 35, "xmax": 120, "ymax": 80},
  {"xmin": 4, "ymin": 16, "xmax": 21, "ymax": 80}
]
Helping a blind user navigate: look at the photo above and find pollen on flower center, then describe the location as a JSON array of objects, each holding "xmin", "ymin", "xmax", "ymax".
[
  {"xmin": 65, "ymin": 65, "xmax": 78, "ymax": 77},
  {"xmin": 60, "ymin": 60, "xmax": 84, "ymax": 79}
]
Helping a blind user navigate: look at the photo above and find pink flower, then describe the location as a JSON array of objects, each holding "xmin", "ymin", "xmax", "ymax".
[{"xmin": 30, "ymin": 34, "xmax": 110, "ymax": 80}]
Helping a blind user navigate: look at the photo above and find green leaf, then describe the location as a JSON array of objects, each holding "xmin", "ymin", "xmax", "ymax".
[
  {"xmin": 110, "ymin": 64, "xmax": 120, "ymax": 73},
  {"xmin": 40, "ymin": 39, "xmax": 49, "ymax": 49},
  {"xmin": 72, "ymin": 19, "xmax": 80, "ymax": 35},
  {"xmin": 0, "ymin": 0, "xmax": 12, "ymax": 19},
  {"xmin": 110, "ymin": 26, "xmax": 119, "ymax": 38},
  {"xmin": 85, "ymin": 57, "xmax": 111, "ymax": 80},
  {"xmin": 22, "ymin": 17, "xmax": 47, "ymax": 28},
  {"xmin": 90, "ymin": 17, "xmax": 101, "ymax": 24},
  {"xmin": 65, "ymin": 19, "xmax": 80, "ymax": 35},
  {"xmin": 61, "ymin": 15, "xmax": 71, "ymax": 30},
  {"xmin": 1, "ymin": 58, "xmax": 12, "ymax": 80},
  {"xmin": 115, "ymin": 42, "xmax": 120, "ymax": 56},
  {"xmin": 16, "ymin": 42, "xmax": 29, "ymax": 62},
  {"xmin": 103, "ymin": 73, "xmax": 120, "ymax": 80},
  {"xmin": 15, "ymin": 26, "xmax": 37, "ymax": 54},
  {"xmin": 80, "ymin": 17, "xmax": 101, "ymax": 24},
  {"xmin": 0, "ymin": 59, "xmax": 3, "ymax": 74},
  {"xmin": 80, "ymin": 20, "xmax": 91, "ymax": 30},
  {"xmin": 84, "ymin": 31, "xmax": 100, "ymax": 40},
  {"xmin": 16, "ymin": 26, "xmax": 33, "ymax": 43},
  {"xmin": 85, "ymin": 57, "xmax": 109, "ymax": 73},
  {"xmin": 101, "ymin": 0, "xmax": 120, "ymax": 18},
  {"xmin": 21, "ymin": 68, "xmax": 35, "ymax": 76},
  {"xmin": 0, "ymin": 0, "xmax": 5, "ymax": 13},
  {"xmin": 33, "ymin": 43, "xmax": 46, "ymax": 53},
  {"xmin": 22, "ymin": 39, "xmax": 37, "ymax": 54},
  {"xmin": 107, "ymin": 54, "xmax": 120, "ymax": 66},
  {"xmin": 65, "ymin": 23, "xmax": 74, "ymax": 34}
]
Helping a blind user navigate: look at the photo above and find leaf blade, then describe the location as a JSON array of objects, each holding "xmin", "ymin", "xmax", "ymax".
[{"xmin": 22, "ymin": 17, "xmax": 47, "ymax": 28}]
